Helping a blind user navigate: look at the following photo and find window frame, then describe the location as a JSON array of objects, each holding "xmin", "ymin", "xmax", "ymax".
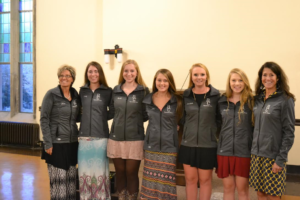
[{"xmin": 0, "ymin": 0, "xmax": 36, "ymax": 121}]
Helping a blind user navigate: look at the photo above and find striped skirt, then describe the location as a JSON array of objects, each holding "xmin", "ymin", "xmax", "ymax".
[
  {"xmin": 78, "ymin": 138, "xmax": 110, "ymax": 200},
  {"xmin": 140, "ymin": 150, "xmax": 177, "ymax": 200}
]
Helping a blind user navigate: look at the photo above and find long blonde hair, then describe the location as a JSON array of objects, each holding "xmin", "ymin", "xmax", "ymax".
[
  {"xmin": 225, "ymin": 68, "xmax": 254, "ymax": 124},
  {"xmin": 118, "ymin": 59, "xmax": 147, "ymax": 87},
  {"xmin": 188, "ymin": 63, "xmax": 210, "ymax": 88}
]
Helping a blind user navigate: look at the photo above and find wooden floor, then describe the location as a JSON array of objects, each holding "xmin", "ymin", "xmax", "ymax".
[
  {"xmin": 0, "ymin": 150, "xmax": 300, "ymax": 200},
  {"xmin": 0, "ymin": 152, "xmax": 50, "ymax": 200}
]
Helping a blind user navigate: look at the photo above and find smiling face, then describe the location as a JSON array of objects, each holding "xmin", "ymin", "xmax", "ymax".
[
  {"xmin": 192, "ymin": 67, "xmax": 207, "ymax": 87},
  {"xmin": 59, "ymin": 70, "xmax": 73, "ymax": 88},
  {"xmin": 123, "ymin": 63, "xmax": 137, "ymax": 84},
  {"xmin": 155, "ymin": 73, "xmax": 169, "ymax": 92},
  {"xmin": 230, "ymin": 73, "xmax": 245, "ymax": 95},
  {"xmin": 262, "ymin": 67, "xmax": 277, "ymax": 91},
  {"xmin": 87, "ymin": 65, "xmax": 99, "ymax": 84}
]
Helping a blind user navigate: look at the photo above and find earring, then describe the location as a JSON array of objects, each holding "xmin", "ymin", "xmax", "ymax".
[{"xmin": 260, "ymin": 84, "xmax": 264, "ymax": 90}]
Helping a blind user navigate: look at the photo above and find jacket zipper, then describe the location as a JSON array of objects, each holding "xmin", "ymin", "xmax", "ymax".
[
  {"xmin": 160, "ymin": 110, "xmax": 162, "ymax": 151},
  {"xmin": 233, "ymin": 104, "xmax": 236, "ymax": 155},
  {"xmin": 257, "ymin": 101, "xmax": 266, "ymax": 154},
  {"xmin": 69, "ymin": 99, "xmax": 73, "ymax": 142},
  {"xmin": 124, "ymin": 96, "xmax": 128, "ymax": 140},
  {"xmin": 197, "ymin": 105, "xmax": 200, "ymax": 146},
  {"xmin": 89, "ymin": 91, "xmax": 94, "ymax": 136}
]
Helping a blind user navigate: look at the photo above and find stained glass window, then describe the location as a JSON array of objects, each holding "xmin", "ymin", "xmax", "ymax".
[
  {"xmin": 19, "ymin": 0, "xmax": 33, "ymax": 113},
  {"xmin": 0, "ymin": 64, "xmax": 10, "ymax": 111},
  {"xmin": 0, "ymin": 0, "xmax": 10, "ymax": 112}
]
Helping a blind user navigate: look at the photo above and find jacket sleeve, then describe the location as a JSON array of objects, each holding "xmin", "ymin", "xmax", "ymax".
[
  {"xmin": 275, "ymin": 98, "xmax": 295, "ymax": 167},
  {"xmin": 76, "ymin": 89, "xmax": 82, "ymax": 123},
  {"xmin": 142, "ymin": 88, "xmax": 150, "ymax": 122},
  {"xmin": 40, "ymin": 90, "xmax": 54, "ymax": 150},
  {"xmin": 179, "ymin": 98, "xmax": 186, "ymax": 126},
  {"xmin": 107, "ymin": 91, "xmax": 115, "ymax": 120},
  {"xmin": 216, "ymin": 102, "xmax": 222, "ymax": 139}
]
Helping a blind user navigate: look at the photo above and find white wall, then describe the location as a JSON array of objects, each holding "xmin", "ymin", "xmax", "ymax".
[{"xmin": 36, "ymin": 0, "xmax": 300, "ymax": 165}]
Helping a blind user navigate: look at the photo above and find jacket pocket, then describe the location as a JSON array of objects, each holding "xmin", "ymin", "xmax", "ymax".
[
  {"xmin": 211, "ymin": 128, "xmax": 218, "ymax": 142},
  {"xmin": 183, "ymin": 125, "xmax": 188, "ymax": 139}
]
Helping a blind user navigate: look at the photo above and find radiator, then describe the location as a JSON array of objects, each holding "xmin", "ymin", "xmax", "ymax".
[{"xmin": 0, "ymin": 122, "xmax": 40, "ymax": 148}]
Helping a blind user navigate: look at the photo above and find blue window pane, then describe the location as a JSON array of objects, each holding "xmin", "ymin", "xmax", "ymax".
[
  {"xmin": 0, "ymin": 44, "xmax": 3, "ymax": 53},
  {"xmin": 3, "ymin": 43, "xmax": 9, "ymax": 53},
  {"xmin": 24, "ymin": 22, "xmax": 30, "ymax": 32},
  {"xmin": 20, "ymin": 23, "xmax": 24, "ymax": 32},
  {"xmin": 0, "ymin": 64, "xmax": 10, "ymax": 111},
  {"xmin": 19, "ymin": 53, "xmax": 24, "ymax": 62},
  {"xmin": 0, "ymin": 3, "xmax": 3, "ymax": 12},
  {"xmin": 3, "ymin": 24, "xmax": 9, "ymax": 33},
  {"xmin": 0, "ymin": 54, "xmax": 3, "ymax": 62},
  {"xmin": 24, "ymin": 53, "xmax": 30, "ymax": 62},
  {"xmin": 24, "ymin": 33, "xmax": 30, "ymax": 42},
  {"xmin": 24, "ymin": 42, "xmax": 30, "ymax": 52},
  {"xmin": 3, "ymin": 53, "xmax": 9, "ymax": 62},
  {"xmin": 20, "ymin": 64, "xmax": 33, "ymax": 113},
  {"xmin": 20, "ymin": 33, "xmax": 24, "ymax": 42}
]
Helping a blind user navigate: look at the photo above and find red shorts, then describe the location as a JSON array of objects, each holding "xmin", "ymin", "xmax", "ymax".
[{"xmin": 216, "ymin": 155, "xmax": 251, "ymax": 178}]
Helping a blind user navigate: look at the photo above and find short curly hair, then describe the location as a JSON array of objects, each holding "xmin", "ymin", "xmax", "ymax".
[{"xmin": 57, "ymin": 64, "xmax": 76, "ymax": 83}]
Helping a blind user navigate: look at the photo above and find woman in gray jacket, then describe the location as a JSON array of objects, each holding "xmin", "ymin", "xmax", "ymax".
[
  {"xmin": 107, "ymin": 59, "xmax": 149, "ymax": 200},
  {"xmin": 140, "ymin": 69, "xmax": 182, "ymax": 200},
  {"xmin": 78, "ymin": 61, "xmax": 112, "ymax": 200},
  {"xmin": 216, "ymin": 68, "xmax": 254, "ymax": 200},
  {"xmin": 40, "ymin": 65, "xmax": 80, "ymax": 200},
  {"xmin": 178, "ymin": 63, "xmax": 220, "ymax": 200},
  {"xmin": 249, "ymin": 62, "xmax": 295, "ymax": 199}
]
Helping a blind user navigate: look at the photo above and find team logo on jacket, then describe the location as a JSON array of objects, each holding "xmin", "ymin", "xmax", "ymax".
[
  {"xmin": 187, "ymin": 102, "xmax": 193, "ymax": 105},
  {"xmin": 94, "ymin": 94, "xmax": 102, "ymax": 101},
  {"xmin": 203, "ymin": 98, "xmax": 212, "ymax": 107},
  {"xmin": 129, "ymin": 95, "xmax": 138, "ymax": 103},
  {"xmin": 61, "ymin": 102, "xmax": 66, "ymax": 105},
  {"xmin": 164, "ymin": 105, "xmax": 172, "ymax": 113},
  {"xmin": 72, "ymin": 101, "xmax": 77, "ymax": 107},
  {"xmin": 263, "ymin": 105, "xmax": 271, "ymax": 114}
]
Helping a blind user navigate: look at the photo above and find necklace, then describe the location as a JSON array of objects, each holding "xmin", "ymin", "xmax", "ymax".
[
  {"xmin": 64, "ymin": 93, "xmax": 70, "ymax": 99},
  {"xmin": 192, "ymin": 88, "xmax": 207, "ymax": 101}
]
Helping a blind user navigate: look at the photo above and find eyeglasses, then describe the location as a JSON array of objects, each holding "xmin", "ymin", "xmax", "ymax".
[{"xmin": 59, "ymin": 75, "xmax": 72, "ymax": 79}]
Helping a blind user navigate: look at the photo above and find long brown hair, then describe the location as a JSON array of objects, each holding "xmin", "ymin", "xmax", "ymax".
[
  {"xmin": 152, "ymin": 69, "xmax": 183, "ymax": 122},
  {"xmin": 188, "ymin": 63, "xmax": 210, "ymax": 88},
  {"xmin": 225, "ymin": 68, "xmax": 254, "ymax": 124},
  {"xmin": 254, "ymin": 62, "xmax": 295, "ymax": 100},
  {"xmin": 118, "ymin": 59, "xmax": 147, "ymax": 87},
  {"xmin": 84, "ymin": 61, "xmax": 108, "ymax": 87}
]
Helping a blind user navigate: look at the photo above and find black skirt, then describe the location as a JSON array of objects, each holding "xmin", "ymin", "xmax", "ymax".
[
  {"xmin": 41, "ymin": 142, "xmax": 78, "ymax": 170},
  {"xmin": 178, "ymin": 145, "xmax": 217, "ymax": 169}
]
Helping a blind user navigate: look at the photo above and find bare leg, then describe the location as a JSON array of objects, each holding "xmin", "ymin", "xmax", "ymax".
[
  {"xmin": 183, "ymin": 164, "xmax": 199, "ymax": 200},
  {"xmin": 222, "ymin": 175, "xmax": 235, "ymax": 200},
  {"xmin": 198, "ymin": 169, "xmax": 212, "ymax": 200}
]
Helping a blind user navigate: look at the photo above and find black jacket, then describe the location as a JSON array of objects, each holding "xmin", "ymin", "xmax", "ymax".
[
  {"xmin": 79, "ymin": 84, "xmax": 113, "ymax": 138},
  {"xmin": 181, "ymin": 85, "xmax": 221, "ymax": 148},
  {"xmin": 40, "ymin": 86, "xmax": 80, "ymax": 150},
  {"xmin": 217, "ymin": 96, "xmax": 253, "ymax": 157},
  {"xmin": 109, "ymin": 84, "xmax": 149, "ymax": 141},
  {"xmin": 251, "ymin": 91, "xmax": 295, "ymax": 167},
  {"xmin": 143, "ymin": 93, "xmax": 179, "ymax": 153}
]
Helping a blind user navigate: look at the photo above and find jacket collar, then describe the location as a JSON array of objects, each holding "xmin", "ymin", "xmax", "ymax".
[
  {"xmin": 52, "ymin": 85, "xmax": 78, "ymax": 99},
  {"xmin": 218, "ymin": 95, "xmax": 228, "ymax": 103},
  {"xmin": 114, "ymin": 83, "xmax": 145, "ymax": 93},
  {"xmin": 143, "ymin": 92, "xmax": 177, "ymax": 105},
  {"xmin": 256, "ymin": 89, "xmax": 283, "ymax": 100},
  {"xmin": 183, "ymin": 85, "xmax": 220, "ymax": 97},
  {"xmin": 80, "ymin": 83, "xmax": 109, "ymax": 90}
]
